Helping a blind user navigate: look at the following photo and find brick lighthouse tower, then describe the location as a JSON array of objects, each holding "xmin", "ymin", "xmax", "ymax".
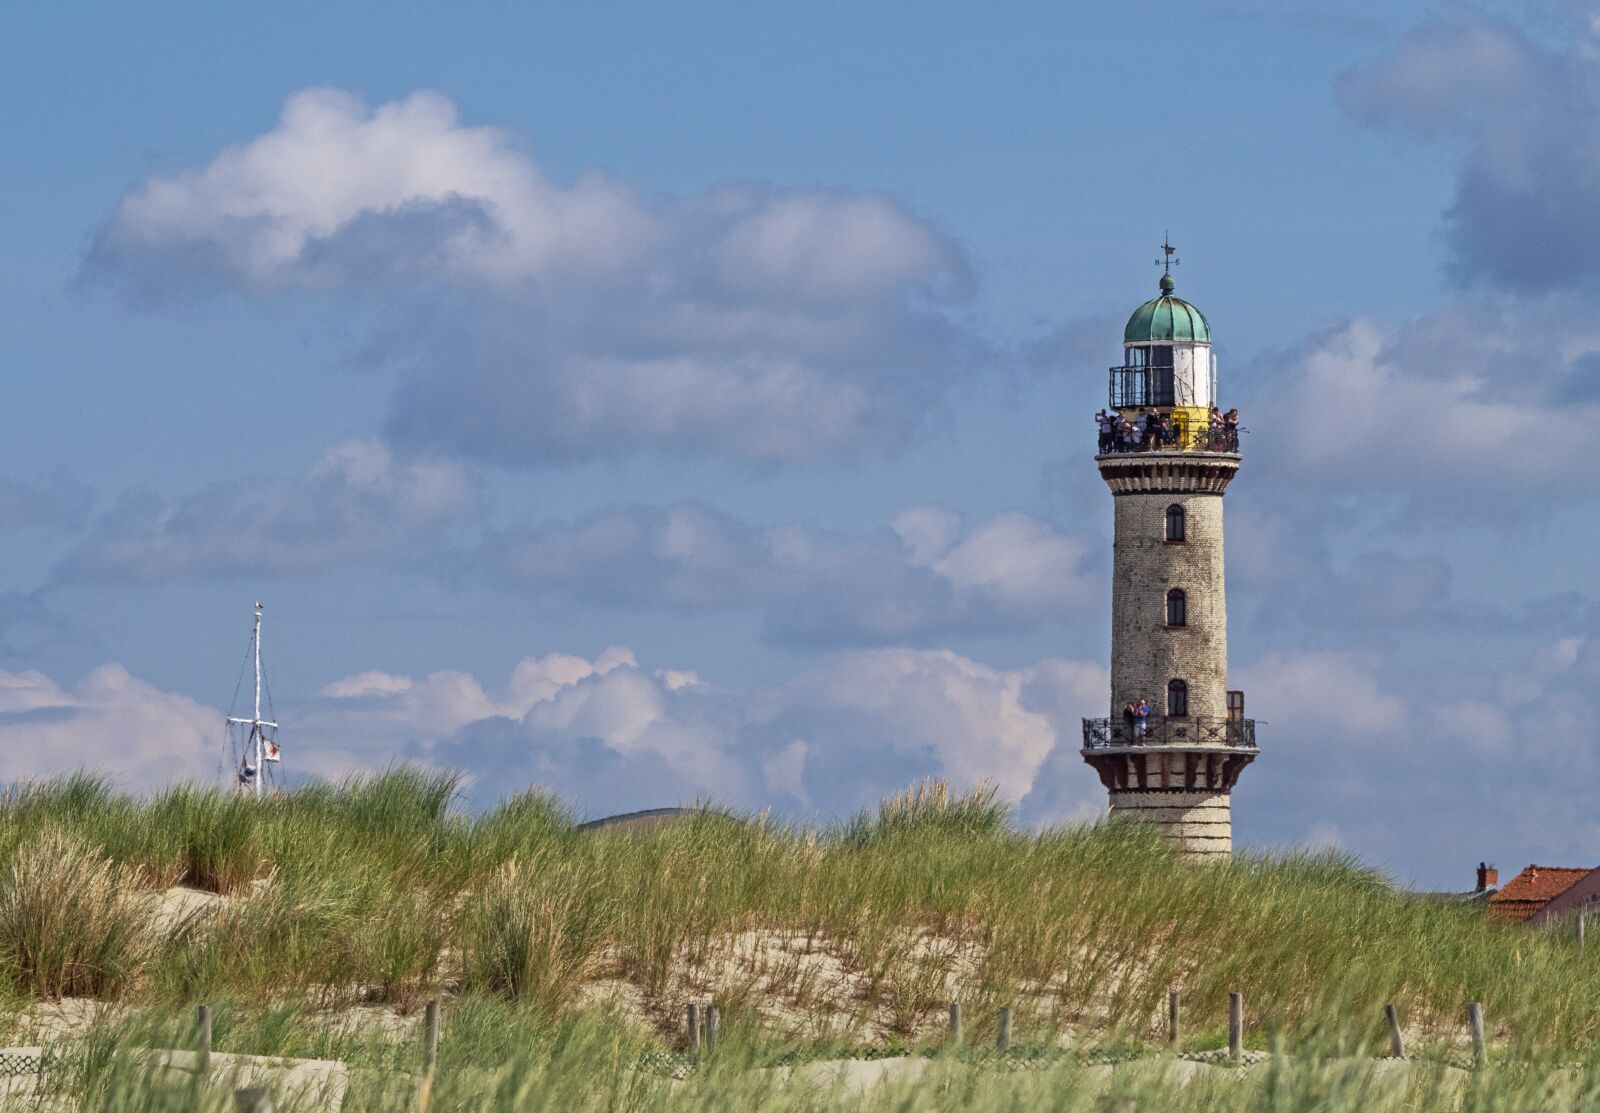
[{"xmin": 1080, "ymin": 244, "xmax": 1258, "ymax": 858}]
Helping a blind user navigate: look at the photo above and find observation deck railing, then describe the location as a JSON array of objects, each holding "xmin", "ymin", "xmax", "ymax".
[
  {"xmin": 1081, "ymin": 717, "xmax": 1257, "ymax": 750},
  {"xmin": 1097, "ymin": 423, "xmax": 1241, "ymax": 455}
]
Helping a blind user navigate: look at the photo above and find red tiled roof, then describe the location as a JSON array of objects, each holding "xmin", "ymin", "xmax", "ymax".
[{"xmin": 1487, "ymin": 865, "xmax": 1592, "ymax": 923}]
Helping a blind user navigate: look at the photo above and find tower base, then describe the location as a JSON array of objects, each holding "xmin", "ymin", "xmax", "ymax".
[{"xmin": 1109, "ymin": 790, "xmax": 1231, "ymax": 858}]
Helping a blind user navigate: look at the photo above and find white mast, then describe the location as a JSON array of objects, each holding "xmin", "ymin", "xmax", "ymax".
[{"xmin": 227, "ymin": 602, "xmax": 278, "ymax": 799}]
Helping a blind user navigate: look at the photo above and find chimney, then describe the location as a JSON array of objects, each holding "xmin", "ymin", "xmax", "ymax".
[{"xmin": 1476, "ymin": 862, "xmax": 1498, "ymax": 892}]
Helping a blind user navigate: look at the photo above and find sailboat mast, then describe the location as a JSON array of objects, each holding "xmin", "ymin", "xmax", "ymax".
[
  {"xmin": 252, "ymin": 601, "xmax": 263, "ymax": 801},
  {"xmin": 227, "ymin": 601, "xmax": 280, "ymax": 797}
]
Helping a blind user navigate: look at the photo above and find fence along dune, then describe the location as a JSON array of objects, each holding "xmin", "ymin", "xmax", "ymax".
[{"xmin": 0, "ymin": 769, "xmax": 1593, "ymax": 1060}]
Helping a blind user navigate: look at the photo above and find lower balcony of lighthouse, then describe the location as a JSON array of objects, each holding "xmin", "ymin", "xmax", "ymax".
[
  {"xmin": 1079, "ymin": 717, "xmax": 1258, "ymax": 794},
  {"xmin": 1093, "ymin": 451, "xmax": 1239, "ymax": 495}
]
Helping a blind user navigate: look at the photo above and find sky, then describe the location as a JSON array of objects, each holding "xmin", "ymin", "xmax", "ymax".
[{"xmin": 0, "ymin": 1, "xmax": 1596, "ymax": 887}]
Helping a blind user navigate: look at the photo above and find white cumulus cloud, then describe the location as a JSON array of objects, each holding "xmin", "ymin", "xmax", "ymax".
[
  {"xmin": 0, "ymin": 665, "xmax": 217, "ymax": 788},
  {"xmin": 89, "ymin": 89, "xmax": 976, "ymax": 467},
  {"xmin": 297, "ymin": 645, "xmax": 1107, "ymax": 822}
]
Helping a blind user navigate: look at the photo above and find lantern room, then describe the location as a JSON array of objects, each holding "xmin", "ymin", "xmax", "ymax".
[{"xmin": 1108, "ymin": 271, "xmax": 1216, "ymax": 412}]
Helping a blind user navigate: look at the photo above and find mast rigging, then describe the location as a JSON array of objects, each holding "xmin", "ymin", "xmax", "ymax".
[{"xmin": 226, "ymin": 602, "xmax": 281, "ymax": 798}]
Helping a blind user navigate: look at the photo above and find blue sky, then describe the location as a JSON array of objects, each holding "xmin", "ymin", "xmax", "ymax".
[{"xmin": 0, "ymin": 1, "xmax": 1594, "ymax": 887}]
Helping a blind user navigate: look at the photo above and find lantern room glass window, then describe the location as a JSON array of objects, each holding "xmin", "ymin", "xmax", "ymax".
[
  {"xmin": 1167, "ymin": 679, "xmax": 1188, "ymax": 717},
  {"xmin": 1109, "ymin": 345, "xmax": 1177, "ymax": 408},
  {"xmin": 1165, "ymin": 503, "xmax": 1186, "ymax": 542},
  {"xmin": 1166, "ymin": 588, "xmax": 1187, "ymax": 627},
  {"xmin": 1145, "ymin": 346, "xmax": 1176, "ymax": 406}
]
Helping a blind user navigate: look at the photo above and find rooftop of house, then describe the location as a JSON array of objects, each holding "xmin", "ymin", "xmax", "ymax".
[
  {"xmin": 576, "ymin": 806, "xmax": 693, "ymax": 836},
  {"xmin": 1487, "ymin": 865, "xmax": 1592, "ymax": 924}
]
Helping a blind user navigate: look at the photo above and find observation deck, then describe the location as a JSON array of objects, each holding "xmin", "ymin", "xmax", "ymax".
[
  {"xmin": 1081, "ymin": 716, "xmax": 1257, "ymax": 752},
  {"xmin": 1099, "ymin": 422, "xmax": 1240, "ymax": 455},
  {"xmin": 1080, "ymin": 716, "xmax": 1258, "ymax": 795}
]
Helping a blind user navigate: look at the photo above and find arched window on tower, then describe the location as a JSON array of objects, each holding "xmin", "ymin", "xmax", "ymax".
[
  {"xmin": 1165, "ymin": 503, "xmax": 1186, "ymax": 542},
  {"xmin": 1167, "ymin": 679, "xmax": 1188, "ymax": 717},
  {"xmin": 1166, "ymin": 588, "xmax": 1187, "ymax": 627}
]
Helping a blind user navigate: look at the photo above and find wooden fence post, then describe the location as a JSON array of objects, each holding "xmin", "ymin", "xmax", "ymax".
[
  {"xmin": 196, "ymin": 1004, "xmax": 212, "ymax": 1074},
  {"xmin": 1578, "ymin": 912, "xmax": 1587, "ymax": 947},
  {"xmin": 686, "ymin": 1004, "xmax": 700, "ymax": 1054},
  {"xmin": 705, "ymin": 1005, "xmax": 719, "ymax": 1052},
  {"xmin": 996, "ymin": 1007, "xmax": 1012, "ymax": 1052},
  {"xmin": 1227, "ymin": 992, "xmax": 1243, "ymax": 1062},
  {"xmin": 948, "ymin": 1002, "xmax": 962, "ymax": 1046},
  {"xmin": 1468, "ymin": 1002, "xmax": 1486, "ymax": 1066},
  {"xmin": 1168, "ymin": 990, "xmax": 1180, "ymax": 1046},
  {"xmin": 422, "ymin": 999, "xmax": 440, "ymax": 1075},
  {"xmin": 1383, "ymin": 1004, "xmax": 1405, "ymax": 1059}
]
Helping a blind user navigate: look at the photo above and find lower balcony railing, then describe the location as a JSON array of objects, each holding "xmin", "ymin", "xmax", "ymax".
[{"xmin": 1081, "ymin": 716, "xmax": 1257, "ymax": 750}]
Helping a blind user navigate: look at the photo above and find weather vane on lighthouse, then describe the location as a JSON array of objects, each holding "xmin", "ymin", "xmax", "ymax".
[{"xmin": 1156, "ymin": 234, "xmax": 1179, "ymax": 275}]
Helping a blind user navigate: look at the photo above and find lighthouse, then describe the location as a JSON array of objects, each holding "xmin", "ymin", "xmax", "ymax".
[{"xmin": 1079, "ymin": 245, "xmax": 1257, "ymax": 858}]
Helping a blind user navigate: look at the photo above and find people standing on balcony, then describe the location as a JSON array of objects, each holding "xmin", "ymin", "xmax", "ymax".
[
  {"xmin": 1122, "ymin": 701, "xmax": 1137, "ymax": 740},
  {"xmin": 1135, "ymin": 698, "xmax": 1151, "ymax": 738},
  {"xmin": 1101, "ymin": 408, "xmax": 1242, "ymax": 453}
]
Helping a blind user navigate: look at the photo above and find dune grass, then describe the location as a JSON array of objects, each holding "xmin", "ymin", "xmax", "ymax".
[
  {"xmin": 0, "ymin": 828, "xmax": 148, "ymax": 999},
  {"xmin": 0, "ymin": 769, "xmax": 1594, "ymax": 1066}
]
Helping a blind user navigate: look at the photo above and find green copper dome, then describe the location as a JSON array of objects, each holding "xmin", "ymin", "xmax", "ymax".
[{"xmin": 1123, "ymin": 275, "xmax": 1212, "ymax": 343}]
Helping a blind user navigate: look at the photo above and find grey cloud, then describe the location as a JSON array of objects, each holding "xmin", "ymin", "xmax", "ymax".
[
  {"xmin": 1245, "ymin": 544, "xmax": 1456, "ymax": 633},
  {"xmin": 1340, "ymin": 14, "xmax": 1600, "ymax": 290},
  {"xmin": 0, "ymin": 590, "xmax": 84, "ymax": 668},
  {"xmin": 0, "ymin": 470, "xmax": 93, "ymax": 530},
  {"xmin": 1556, "ymin": 352, "xmax": 1600, "ymax": 404},
  {"xmin": 485, "ymin": 501, "xmax": 1100, "ymax": 645},
  {"xmin": 1233, "ymin": 629, "xmax": 1600, "ymax": 887},
  {"xmin": 381, "ymin": 296, "xmax": 973, "ymax": 467},
  {"xmin": 1026, "ymin": 309, "xmax": 1129, "ymax": 374},
  {"xmin": 296, "ymin": 197, "xmax": 504, "ymax": 290},
  {"xmin": 59, "ymin": 438, "xmax": 481, "ymax": 582}
]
